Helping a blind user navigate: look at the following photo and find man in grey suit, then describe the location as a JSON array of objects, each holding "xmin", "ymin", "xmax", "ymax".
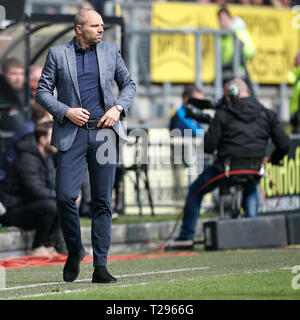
[{"xmin": 36, "ymin": 9, "xmax": 136, "ymax": 283}]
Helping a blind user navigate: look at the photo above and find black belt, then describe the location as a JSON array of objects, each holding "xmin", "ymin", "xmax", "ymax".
[{"xmin": 82, "ymin": 120, "xmax": 98, "ymax": 130}]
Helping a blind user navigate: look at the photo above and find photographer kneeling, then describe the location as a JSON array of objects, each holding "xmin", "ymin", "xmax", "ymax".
[{"xmin": 171, "ymin": 78, "xmax": 290, "ymax": 250}]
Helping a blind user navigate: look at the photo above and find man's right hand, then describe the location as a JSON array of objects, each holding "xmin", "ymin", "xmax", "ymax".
[{"xmin": 65, "ymin": 108, "xmax": 90, "ymax": 126}]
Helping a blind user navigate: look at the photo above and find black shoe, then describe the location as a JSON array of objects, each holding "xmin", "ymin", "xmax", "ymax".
[
  {"xmin": 63, "ymin": 248, "xmax": 86, "ymax": 282},
  {"xmin": 92, "ymin": 266, "xmax": 117, "ymax": 284}
]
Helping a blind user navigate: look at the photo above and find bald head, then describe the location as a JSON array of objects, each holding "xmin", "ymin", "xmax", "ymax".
[
  {"xmin": 74, "ymin": 9, "xmax": 100, "ymax": 32},
  {"xmin": 74, "ymin": 9, "xmax": 104, "ymax": 49},
  {"xmin": 224, "ymin": 78, "xmax": 250, "ymax": 100}
]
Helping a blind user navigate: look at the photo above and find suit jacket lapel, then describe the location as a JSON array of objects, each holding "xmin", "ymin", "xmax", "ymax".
[
  {"xmin": 96, "ymin": 42, "xmax": 106, "ymax": 107},
  {"xmin": 65, "ymin": 40, "xmax": 81, "ymax": 102}
]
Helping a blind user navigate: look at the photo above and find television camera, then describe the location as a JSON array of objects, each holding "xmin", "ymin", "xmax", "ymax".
[
  {"xmin": 185, "ymin": 83, "xmax": 239, "ymax": 124},
  {"xmin": 185, "ymin": 98, "xmax": 219, "ymax": 124}
]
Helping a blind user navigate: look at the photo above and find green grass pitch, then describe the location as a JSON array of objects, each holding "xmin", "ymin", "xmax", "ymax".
[{"xmin": 1, "ymin": 246, "xmax": 300, "ymax": 300}]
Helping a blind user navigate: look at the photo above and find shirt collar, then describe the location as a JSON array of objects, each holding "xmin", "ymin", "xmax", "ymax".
[{"xmin": 74, "ymin": 37, "xmax": 95, "ymax": 53}]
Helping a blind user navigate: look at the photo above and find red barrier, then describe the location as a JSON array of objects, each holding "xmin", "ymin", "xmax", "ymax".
[{"xmin": 0, "ymin": 251, "xmax": 198, "ymax": 270}]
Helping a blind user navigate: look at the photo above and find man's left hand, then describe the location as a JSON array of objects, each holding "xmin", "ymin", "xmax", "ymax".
[{"xmin": 97, "ymin": 105, "xmax": 121, "ymax": 128}]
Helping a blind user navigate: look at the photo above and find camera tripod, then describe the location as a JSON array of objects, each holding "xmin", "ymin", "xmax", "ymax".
[{"xmin": 114, "ymin": 133, "xmax": 154, "ymax": 217}]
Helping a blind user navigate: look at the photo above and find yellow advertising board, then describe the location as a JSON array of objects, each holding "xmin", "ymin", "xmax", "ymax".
[
  {"xmin": 150, "ymin": 3, "xmax": 199, "ymax": 83},
  {"xmin": 150, "ymin": 3, "xmax": 300, "ymax": 84}
]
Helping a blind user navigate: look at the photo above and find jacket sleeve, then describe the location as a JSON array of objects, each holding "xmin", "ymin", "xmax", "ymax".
[
  {"xmin": 236, "ymin": 29, "xmax": 256, "ymax": 61},
  {"xmin": 16, "ymin": 153, "xmax": 53, "ymax": 200},
  {"xmin": 204, "ymin": 110, "xmax": 223, "ymax": 154},
  {"xmin": 35, "ymin": 48, "xmax": 69, "ymax": 124},
  {"xmin": 113, "ymin": 45, "xmax": 136, "ymax": 117},
  {"xmin": 268, "ymin": 111, "xmax": 290, "ymax": 165}
]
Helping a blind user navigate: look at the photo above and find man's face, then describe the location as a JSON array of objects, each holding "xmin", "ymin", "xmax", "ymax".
[
  {"xmin": 80, "ymin": 12, "xmax": 104, "ymax": 46},
  {"xmin": 218, "ymin": 12, "xmax": 232, "ymax": 29},
  {"xmin": 191, "ymin": 91, "xmax": 204, "ymax": 100},
  {"xmin": 4, "ymin": 66, "xmax": 25, "ymax": 90},
  {"xmin": 183, "ymin": 91, "xmax": 204, "ymax": 105}
]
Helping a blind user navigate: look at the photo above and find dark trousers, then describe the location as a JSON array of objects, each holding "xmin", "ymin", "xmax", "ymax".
[
  {"xmin": 179, "ymin": 166, "xmax": 258, "ymax": 240},
  {"xmin": 55, "ymin": 127, "xmax": 117, "ymax": 266},
  {"xmin": 0, "ymin": 199, "xmax": 59, "ymax": 249}
]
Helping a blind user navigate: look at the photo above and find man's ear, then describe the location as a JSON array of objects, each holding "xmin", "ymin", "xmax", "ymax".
[{"xmin": 75, "ymin": 24, "xmax": 83, "ymax": 35}]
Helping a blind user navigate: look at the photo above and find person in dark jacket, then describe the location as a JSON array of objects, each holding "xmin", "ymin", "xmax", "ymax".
[
  {"xmin": 0, "ymin": 122, "xmax": 61, "ymax": 256},
  {"xmin": 170, "ymin": 78, "xmax": 290, "ymax": 249},
  {"xmin": 0, "ymin": 100, "xmax": 53, "ymax": 182},
  {"xmin": 0, "ymin": 58, "xmax": 26, "ymax": 134}
]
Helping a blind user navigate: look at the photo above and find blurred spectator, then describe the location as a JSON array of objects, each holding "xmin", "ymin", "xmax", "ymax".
[
  {"xmin": 287, "ymin": 50, "xmax": 300, "ymax": 133},
  {"xmin": 0, "ymin": 122, "xmax": 64, "ymax": 256},
  {"xmin": 170, "ymin": 84, "xmax": 204, "ymax": 136},
  {"xmin": 0, "ymin": 57, "xmax": 26, "ymax": 133},
  {"xmin": 217, "ymin": 5, "xmax": 256, "ymax": 92},
  {"xmin": 0, "ymin": 100, "xmax": 53, "ymax": 182},
  {"xmin": 169, "ymin": 85, "xmax": 205, "ymax": 193},
  {"xmin": 29, "ymin": 65, "xmax": 43, "ymax": 97}
]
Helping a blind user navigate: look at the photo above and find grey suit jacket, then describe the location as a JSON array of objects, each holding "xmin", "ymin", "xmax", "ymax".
[{"xmin": 35, "ymin": 38, "xmax": 136, "ymax": 151}]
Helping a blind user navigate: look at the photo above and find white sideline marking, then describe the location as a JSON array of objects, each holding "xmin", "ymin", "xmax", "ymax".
[
  {"xmin": 0, "ymin": 267, "xmax": 209, "ymax": 292},
  {"xmin": 1, "ymin": 266, "xmax": 292, "ymax": 300},
  {"xmin": 6, "ymin": 282, "xmax": 156, "ymax": 300}
]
